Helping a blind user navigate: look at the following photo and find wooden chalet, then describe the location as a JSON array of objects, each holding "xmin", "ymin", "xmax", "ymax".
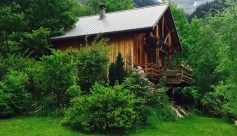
[{"xmin": 50, "ymin": 4, "xmax": 192, "ymax": 87}]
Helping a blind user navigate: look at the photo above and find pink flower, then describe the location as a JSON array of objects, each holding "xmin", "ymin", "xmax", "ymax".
[
  {"xmin": 157, "ymin": 88, "xmax": 161, "ymax": 92},
  {"xmin": 137, "ymin": 70, "xmax": 142, "ymax": 75},
  {"xmin": 137, "ymin": 69, "xmax": 144, "ymax": 75}
]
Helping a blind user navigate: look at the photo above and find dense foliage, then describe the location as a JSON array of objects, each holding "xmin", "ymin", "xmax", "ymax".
[
  {"xmin": 37, "ymin": 50, "xmax": 75, "ymax": 108},
  {"xmin": 170, "ymin": 0, "xmax": 237, "ymax": 120},
  {"xmin": 0, "ymin": 0, "xmax": 79, "ymax": 58},
  {"xmin": 122, "ymin": 68, "xmax": 176, "ymax": 123},
  {"xmin": 63, "ymin": 83, "xmax": 138, "ymax": 132},
  {"xmin": 74, "ymin": 36, "xmax": 113, "ymax": 93},
  {"xmin": 63, "ymin": 67, "xmax": 175, "ymax": 132},
  {"xmin": 198, "ymin": 0, "xmax": 237, "ymax": 120},
  {"xmin": 0, "ymin": 70, "xmax": 31, "ymax": 117}
]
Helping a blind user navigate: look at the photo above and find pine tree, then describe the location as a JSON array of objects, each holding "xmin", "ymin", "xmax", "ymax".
[{"xmin": 109, "ymin": 52, "xmax": 126, "ymax": 86}]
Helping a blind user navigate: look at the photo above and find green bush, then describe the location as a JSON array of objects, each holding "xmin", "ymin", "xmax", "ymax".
[
  {"xmin": 74, "ymin": 35, "xmax": 113, "ymax": 93},
  {"xmin": 202, "ymin": 82, "xmax": 237, "ymax": 120},
  {"xmin": 122, "ymin": 68, "xmax": 173, "ymax": 124},
  {"xmin": 157, "ymin": 105, "xmax": 177, "ymax": 121},
  {"xmin": 38, "ymin": 50, "xmax": 75, "ymax": 108},
  {"xmin": 63, "ymin": 83, "xmax": 138, "ymax": 132},
  {"xmin": 0, "ymin": 53, "xmax": 36, "ymax": 81},
  {"xmin": 0, "ymin": 70, "xmax": 31, "ymax": 117}
]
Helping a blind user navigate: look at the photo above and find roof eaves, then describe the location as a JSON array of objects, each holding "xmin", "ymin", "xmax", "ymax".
[{"xmin": 49, "ymin": 26, "xmax": 153, "ymax": 42}]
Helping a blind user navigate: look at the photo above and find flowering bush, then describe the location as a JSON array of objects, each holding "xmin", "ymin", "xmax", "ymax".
[{"xmin": 122, "ymin": 67, "xmax": 172, "ymax": 124}]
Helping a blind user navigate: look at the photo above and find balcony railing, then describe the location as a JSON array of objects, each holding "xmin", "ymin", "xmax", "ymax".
[
  {"xmin": 162, "ymin": 65, "xmax": 192, "ymax": 86},
  {"xmin": 134, "ymin": 63, "xmax": 161, "ymax": 81},
  {"xmin": 134, "ymin": 63, "xmax": 192, "ymax": 86}
]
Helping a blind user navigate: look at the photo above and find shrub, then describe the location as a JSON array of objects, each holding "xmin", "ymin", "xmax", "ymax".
[
  {"xmin": 0, "ymin": 53, "xmax": 36, "ymax": 81},
  {"xmin": 122, "ymin": 67, "xmax": 173, "ymax": 124},
  {"xmin": 156, "ymin": 104, "xmax": 177, "ymax": 121},
  {"xmin": 202, "ymin": 82, "xmax": 237, "ymax": 120},
  {"xmin": 34, "ymin": 50, "xmax": 75, "ymax": 110},
  {"xmin": 74, "ymin": 35, "xmax": 113, "ymax": 93},
  {"xmin": 63, "ymin": 83, "xmax": 138, "ymax": 132},
  {"xmin": 0, "ymin": 70, "xmax": 31, "ymax": 117}
]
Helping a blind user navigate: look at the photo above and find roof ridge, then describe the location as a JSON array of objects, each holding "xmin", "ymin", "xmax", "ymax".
[{"xmin": 79, "ymin": 4, "xmax": 168, "ymax": 18}]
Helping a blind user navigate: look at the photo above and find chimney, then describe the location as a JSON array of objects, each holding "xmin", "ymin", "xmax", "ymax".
[{"xmin": 99, "ymin": 4, "xmax": 106, "ymax": 20}]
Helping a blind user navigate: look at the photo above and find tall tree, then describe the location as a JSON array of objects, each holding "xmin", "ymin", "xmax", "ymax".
[
  {"xmin": 201, "ymin": 0, "xmax": 237, "ymax": 118},
  {"xmin": 0, "ymin": 0, "xmax": 79, "ymax": 58},
  {"xmin": 168, "ymin": 1, "xmax": 191, "ymax": 64}
]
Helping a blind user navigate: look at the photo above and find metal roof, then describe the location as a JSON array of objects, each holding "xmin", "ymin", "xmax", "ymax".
[{"xmin": 50, "ymin": 4, "xmax": 169, "ymax": 41}]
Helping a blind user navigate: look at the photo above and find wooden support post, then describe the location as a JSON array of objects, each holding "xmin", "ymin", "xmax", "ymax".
[
  {"xmin": 168, "ymin": 55, "xmax": 172, "ymax": 66},
  {"xmin": 143, "ymin": 35, "xmax": 147, "ymax": 64},
  {"xmin": 140, "ymin": 35, "xmax": 143, "ymax": 64},
  {"xmin": 156, "ymin": 23, "xmax": 159, "ymax": 38},
  {"xmin": 144, "ymin": 51, "xmax": 147, "ymax": 63},
  {"xmin": 168, "ymin": 33, "xmax": 172, "ymax": 66},
  {"xmin": 155, "ymin": 23, "xmax": 160, "ymax": 65},
  {"xmin": 162, "ymin": 16, "xmax": 165, "ymax": 39}
]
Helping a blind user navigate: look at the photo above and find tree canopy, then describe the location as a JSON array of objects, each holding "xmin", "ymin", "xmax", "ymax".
[
  {"xmin": 188, "ymin": 0, "xmax": 227, "ymax": 21},
  {"xmin": 0, "ymin": 0, "xmax": 79, "ymax": 58},
  {"xmin": 170, "ymin": 0, "xmax": 237, "ymax": 119}
]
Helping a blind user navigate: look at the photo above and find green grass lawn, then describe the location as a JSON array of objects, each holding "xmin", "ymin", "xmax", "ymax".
[{"xmin": 0, "ymin": 115, "xmax": 236, "ymax": 136}]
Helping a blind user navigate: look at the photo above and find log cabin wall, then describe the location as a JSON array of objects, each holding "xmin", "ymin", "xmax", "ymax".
[
  {"xmin": 52, "ymin": 33, "xmax": 135, "ymax": 75},
  {"xmin": 133, "ymin": 33, "xmax": 145, "ymax": 65},
  {"xmin": 107, "ymin": 33, "xmax": 134, "ymax": 70}
]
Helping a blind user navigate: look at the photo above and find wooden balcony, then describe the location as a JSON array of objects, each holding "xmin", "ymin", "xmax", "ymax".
[
  {"xmin": 162, "ymin": 65, "xmax": 192, "ymax": 87},
  {"xmin": 134, "ymin": 64, "xmax": 192, "ymax": 87},
  {"xmin": 134, "ymin": 63, "xmax": 161, "ymax": 81}
]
